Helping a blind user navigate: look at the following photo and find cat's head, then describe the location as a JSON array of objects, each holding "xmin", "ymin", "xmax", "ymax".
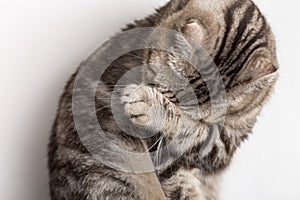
[{"xmin": 143, "ymin": 0, "xmax": 278, "ymax": 121}]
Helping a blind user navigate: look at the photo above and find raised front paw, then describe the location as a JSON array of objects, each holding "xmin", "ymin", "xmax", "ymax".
[{"xmin": 122, "ymin": 84, "xmax": 166, "ymax": 131}]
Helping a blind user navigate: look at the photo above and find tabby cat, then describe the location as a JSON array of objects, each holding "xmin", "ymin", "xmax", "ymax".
[{"xmin": 48, "ymin": 0, "xmax": 278, "ymax": 199}]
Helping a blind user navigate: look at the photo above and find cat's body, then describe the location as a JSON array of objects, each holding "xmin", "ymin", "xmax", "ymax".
[{"xmin": 48, "ymin": 0, "xmax": 278, "ymax": 199}]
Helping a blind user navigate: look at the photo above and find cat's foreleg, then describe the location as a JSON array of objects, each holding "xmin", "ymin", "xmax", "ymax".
[{"xmin": 122, "ymin": 84, "xmax": 210, "ymax": 152}]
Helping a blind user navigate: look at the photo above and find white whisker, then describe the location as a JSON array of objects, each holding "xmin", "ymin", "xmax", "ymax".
[
  {"xmin": 93, "ymin": 102, "xmax": 119, "ymax": 113},
  {"xmin": 146, "ymin": 135, "xmax": 164, "ymax": 153}
]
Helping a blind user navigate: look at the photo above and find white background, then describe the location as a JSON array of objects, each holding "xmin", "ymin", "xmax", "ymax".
[{"xmin": 0, "ymin": 0, "xmax": 299, "ymax": 199}]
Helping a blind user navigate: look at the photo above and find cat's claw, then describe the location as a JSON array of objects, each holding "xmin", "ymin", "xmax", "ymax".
[
  {"xmin": 120, "ymin": 84, "xmax": 139, "ymax": 104},
  {"xmin": 122, "ymin": 85, "xmax": 165, "ymax": 131}
]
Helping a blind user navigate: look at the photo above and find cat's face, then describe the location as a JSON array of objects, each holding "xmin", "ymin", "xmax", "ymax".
[
  {"xmin": 143, "ymin": 2, "xmax": 219, "ymax": 89},
  {"xmin": 143, "ymin": 0, "xmax": 278, "ymax": 120}
]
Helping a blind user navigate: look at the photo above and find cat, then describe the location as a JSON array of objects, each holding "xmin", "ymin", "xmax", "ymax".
[{"xmin": 48, "ymin": 0, "xmax": 278, "ymax": 199}]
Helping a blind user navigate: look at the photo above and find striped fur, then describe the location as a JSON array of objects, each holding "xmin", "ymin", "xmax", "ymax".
[{"xmin": 48, "ymin": 0, "xmax": 278, "ymax": 199}]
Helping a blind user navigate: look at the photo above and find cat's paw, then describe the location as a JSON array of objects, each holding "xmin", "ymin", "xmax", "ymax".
[
  {"xmin": 122, "ymin": 85, "xmax": 166, "ymax": 131},
  {"xmin": 120, "ymin": 84, "xmax": 139, "ymax": 104}
]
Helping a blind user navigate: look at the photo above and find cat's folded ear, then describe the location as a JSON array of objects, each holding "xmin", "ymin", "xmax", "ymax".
[
  {"xmin": 231, "ymin": 52, "xmax": 278, "ymax": 86},
  {"xmin": 181, "ymin": 20, "xmax": 204, "ymax": 44}
]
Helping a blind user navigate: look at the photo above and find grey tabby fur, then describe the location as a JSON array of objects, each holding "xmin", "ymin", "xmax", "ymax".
[{"xmin": 48, "ymin": 0, "xmax": 278, "ymax": 199}]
